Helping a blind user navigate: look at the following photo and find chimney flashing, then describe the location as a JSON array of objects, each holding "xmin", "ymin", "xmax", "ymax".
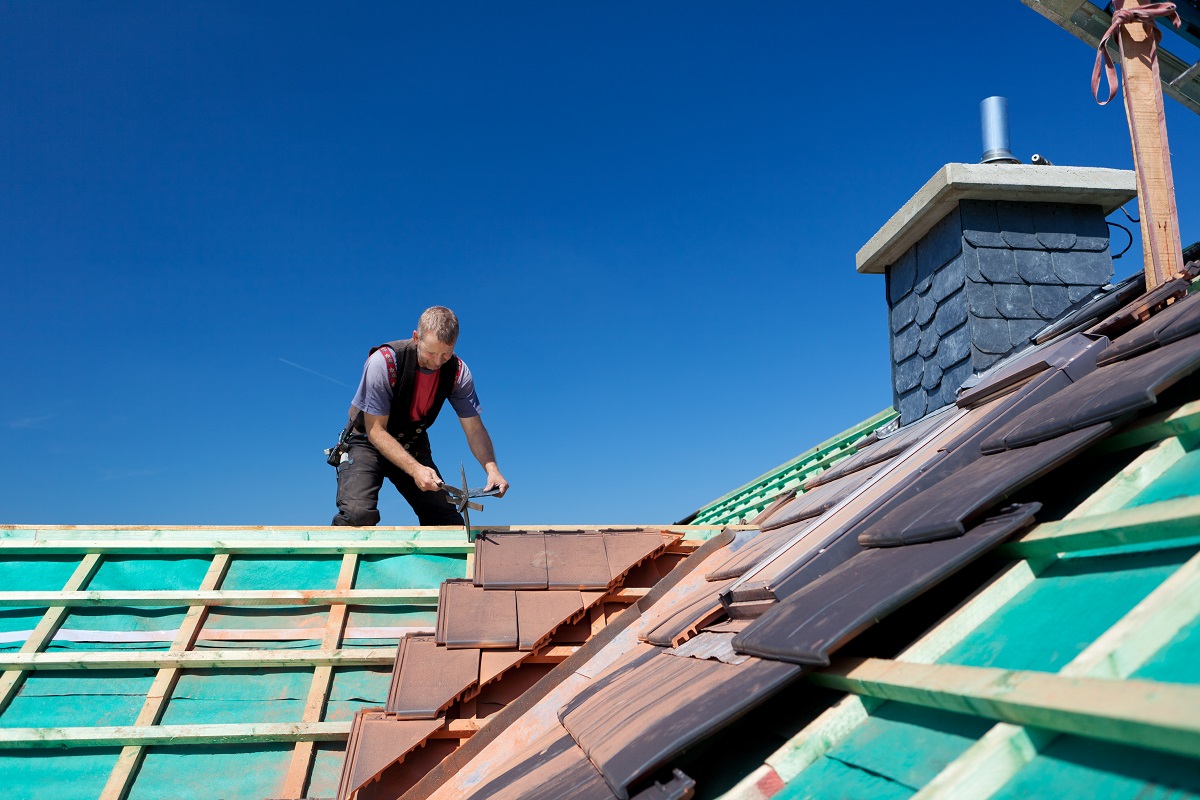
[{"xmin": 857, "ymin": 163, "xmax": 1137, "ymax": 274}]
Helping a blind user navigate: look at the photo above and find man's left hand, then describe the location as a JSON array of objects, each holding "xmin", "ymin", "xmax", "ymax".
[{"xmin": 486, "ymin": 468, "xmax": 510, "ymax": 498}]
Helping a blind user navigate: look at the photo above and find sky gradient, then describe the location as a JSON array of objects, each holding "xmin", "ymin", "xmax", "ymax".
[{"xmin": 3, "ymin": 2, "xmax": 1199, "ymax": 526}]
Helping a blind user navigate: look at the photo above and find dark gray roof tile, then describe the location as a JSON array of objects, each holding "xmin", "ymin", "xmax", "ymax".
[
  {"xmin": 892, "ymin": 321, "xmax": 920, "ymax": 363},
  {"xmin": 918, "ymin": 208, "xmax": 963, "ymax": 274},
  {"xmin": 995, "ymin": 283, "xmax": 1038, "ymax": 320},
  {"xmin": 934, "ymin": 288, "xmax": 968, "ymax": 335},
  {"xmin": 967, "ymin": 278, "xmax": 1000, "ymax": 318},
  {"xmin": 961, "ymin": 200, "xmax": 1005, "ymax": 248},
  {"xmin": 888, "ymin": 247, "xmax": 917, "ymax": 303},
  {"xmin": 859, "ymin": 421, "xmax": 1109, "ymax": 546},
  {"xmin": 733, "ymin": 504, "xmax": 1040, "ymax": 666},
  {"xmin": 977, "ymin": 247, "xmax": 1021, "ymax": 283},
  {"xmin": 890, "ymin": 291, "xmax": 919, "ymax": 334},
  {"xmin": 971, "ymin": 316, "xmax": 1014, "ymax": 355},
  {"xmin": 1052, "ymin": 248, "xmax": 1113, "ymax": 286},
  {"xmin": 1014, "ymin": 248, "xmax": 1061, "ymax": 285},
  {"xmin": 983, "ymin": 334, "xmax": 1200, "ymax": 451},
  {"xmin": 916, "ymin": 291, "xmax": 938, "ymax": 326},
  {"xmin": 559, "ymin": 648, "xmax": 800, "ymax": 799},
  {"xmin": 1031, "ymin": 283, "xmax": 1071, "ymax": 319},
  {"xmin": 897, "ymin": 388, "xmax": 928, "ymax": 423},
  {"xmin": 918, "ymin": 325, "xmax": 939, "ymax": 358},
  {"xmin": 895, "ymin": 355, "xmax": 924, "ymax": 393},
  {"xmin": 936, "ymin": 321, "xmax": 972, "ymax": 366}
]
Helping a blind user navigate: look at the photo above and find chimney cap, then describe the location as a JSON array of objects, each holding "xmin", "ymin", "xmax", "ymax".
[{"xmin": 856, "ymin": 163, "xmax": 1137, "ymax": 274}]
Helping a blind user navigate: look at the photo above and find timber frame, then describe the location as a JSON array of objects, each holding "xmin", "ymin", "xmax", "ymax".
[{"xmin": 0, "ymin": 524, "xmax": 725, "ymax": 799}]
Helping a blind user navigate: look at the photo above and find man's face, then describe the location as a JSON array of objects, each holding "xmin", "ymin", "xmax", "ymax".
[{"xmin": 413, "ymin": 332, "xmax": 456, "ymax": 370}]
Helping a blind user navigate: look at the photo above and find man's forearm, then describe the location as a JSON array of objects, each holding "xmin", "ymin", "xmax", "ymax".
[
  {"xmin": 465, "ymin": 422, "xmax": 498, "ymax": 471},
  {"xmin": 368, "ymin": 428, "xmax": 424, "ymax": 476}
]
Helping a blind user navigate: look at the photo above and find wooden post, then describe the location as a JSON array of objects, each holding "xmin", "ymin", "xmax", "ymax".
[{"xmin": 1115, "ymin": 0, "xmax": 1185, "ymax": 290}]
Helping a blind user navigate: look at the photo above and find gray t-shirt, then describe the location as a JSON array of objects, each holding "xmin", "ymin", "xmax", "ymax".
[{"xmin": 350, "ymin": 349, "xmax": 481, "ymax": 419}]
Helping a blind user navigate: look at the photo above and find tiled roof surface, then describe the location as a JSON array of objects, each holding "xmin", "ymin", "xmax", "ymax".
[
  {"xmin": 383, "ymin": 267, "xmax": 1200, "ymax": 800},
  {"xmin": 336, "ymin": 528, "xmax": 683, "ymax": 799}
]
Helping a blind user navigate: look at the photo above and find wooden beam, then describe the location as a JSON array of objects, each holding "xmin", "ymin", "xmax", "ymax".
[
  {"xmin": 280, "ymin": 553, "xmax": 359, "ymax": 800},
  {"xmin": 1114, "ymin": 0, "xmax": 1186, "ymax": 289},
  {"xmin": 1097, "ymin": 399, "xmax": 1200, "ymax": 452},
  {"xmin": 0, "ymin": 525, "xmax": 732, "ymax": 554},
  {"xmin": 809, "ymin": 658, "xmax": 1200, "ymax": 759},
  {"xmin": 1001, "ymin": 495, "xmax": 1200, "ymax": 557},
  {"xmin": 0, "ymin": 588, "xmax": 439, "ymax": 607},
  {"xmin": 913, "ymin": 549, "xmax": 1200, "ymax": 799},
  {"xmin": 0, "ymin": 648, "xmax": 396, "ymax": 671},
  {"xmin": 1065, "ymin": 435, "xmax": 1186, "ymax": 519},
  {"xmin": 0, "ymin": 553, "xmax": 102, "ymax": 715},
  {"xmin": 0, "ymin": 722, "xmax": 352, "ymax": 748},
  {"xmin": 0, "ymin": 540, "xmax": 473, "ymax": 555},
  {"xmin": 101, "ymin": 554, "xmax": 231, "ymax": 800}
]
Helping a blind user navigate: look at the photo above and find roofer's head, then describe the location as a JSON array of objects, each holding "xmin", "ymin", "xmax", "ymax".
[{"xmin": 413, "ymin": 306, "xmax": 459, "ymax": 370}]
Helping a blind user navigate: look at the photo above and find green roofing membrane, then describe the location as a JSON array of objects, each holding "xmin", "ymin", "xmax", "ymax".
[
  {"xmin": 0, "ymin": 748, "xmax": 120, "ymax": 800},
  {"xmin": 778, "ymin": 703, "xmax": 993, "ymax": 800},
  {"xmin": 1126, "ymin": 446, "xmax": 1200, "ymax": 508},
  {"xmin": 0, "ymin": 669, "xmax": 158, "ymax": 728},
  {"xmin": 991, "ymin": 734, "xmax": 1200, "ymax": 800},
  {"xmin": 936, "ymin": 544, "xmax": 1195, "ymax": 672},
  {"xmin": 128, "ymin": 744, "xmax": 296, "ymax": 800},
  {"xmin": 0, "ymin": 542, "xmax": 466, "ymax": 797}
]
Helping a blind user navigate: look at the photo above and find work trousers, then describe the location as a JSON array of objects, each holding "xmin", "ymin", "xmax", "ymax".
[{"xmin": 331, "ymin": 434, "xmax": 464, "ymax": 527}]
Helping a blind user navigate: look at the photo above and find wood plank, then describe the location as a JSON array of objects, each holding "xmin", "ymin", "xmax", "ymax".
[
  {"xmin": 809, "ymin": 658, "xmax": 1200, "ymax": 759},
  {"xmin": 1002, "ymin": 495, "xmax": 1200, "ymax": 556},
  {"xmin": 1115, "ymin": 0, "xmax": 1185, "ymax": 290},
  {"xmin": 0, "ymin": 625, "xmax": 434, "ymax": 645},
  {"xmin": 0, "ymin": 722, "xmax": 352, "ymax": 748},
  {"xmin": 280, "ymin": 553, "xmax": 359, "ymax": 800},
  {"xmin": 101, "ymin": 554, "xmax": 231, "ymax": 800},
  {"xmin": 0, "ymin": 553, "xmax": 102, "ymax": 715},
  {"xmin": 914, "ymin": 549, "xmax": 1200, "ymax": 799},
  {"xmin": 1065, "ymin": 435, "xmax": 1186, "ymax": 519},
  {"xmin": 0, "ymin": 588, "xmax": 439, "ymax": 607},
  {"xmin": 0, "ymin": 648, "xmax": 396, "ymax": 671},
  {"xmin": 1097, "ymin": 399, "xmax": 1200, "ymax": 452}
]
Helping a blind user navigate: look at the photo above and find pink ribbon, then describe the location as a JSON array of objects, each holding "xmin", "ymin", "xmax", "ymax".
[{"xmin": 1092, "ymin": 2, "xmax": 1181, "ymax": 105}]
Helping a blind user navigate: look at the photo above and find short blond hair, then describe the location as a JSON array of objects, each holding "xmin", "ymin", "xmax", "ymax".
[{"xmin": 417, "ymin": 306, "xmax": 459, "ymax": 344}]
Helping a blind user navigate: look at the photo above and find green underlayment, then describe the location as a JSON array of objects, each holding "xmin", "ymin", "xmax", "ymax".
[
  {"xmin": 0, "ymin": 550, "xmax": 465, "ymax": 798},
  {"xmin": 763, "ymin": 540, "xmax": 1200, "ymax": 800},
  {"xmin": 990, "ymin": 734, "xmax": 1200, "ymax": 799},
  {"xmin": 936, "ymin": 544, "xmax": 1194, "ymax": 672},
  {"xmin": 775, "ymin": 704, "xmax": 993, "ymax": 800}
]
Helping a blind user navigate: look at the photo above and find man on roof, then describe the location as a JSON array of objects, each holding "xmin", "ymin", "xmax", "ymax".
[{"xmin": 331, "ymin": 306, "xmax": 509, "ymax": 526}]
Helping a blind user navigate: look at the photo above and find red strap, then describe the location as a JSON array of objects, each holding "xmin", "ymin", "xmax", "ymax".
[
  {"xmin": 1092, "ymin": 2, "xmax": 1181, "ymax": 105},
  {"xmin": 380, "ymin": 346, "xmax": 398, "ymax": 388}
]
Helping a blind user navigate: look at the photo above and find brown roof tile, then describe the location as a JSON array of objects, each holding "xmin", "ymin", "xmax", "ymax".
[
  {"xmin": 474, "ymin": 532, "xmax": 549, "ymax": 590},
  {"xmin": 335, "ymin": 710, "xmax": 444, "ymax": 800},
  {"xmin": 386, "ymin": 635, "xmax": 480, "ymax": 719},
  {"xmin": 559, "ymin": 648, "xmax": 799, "ymax": 798},
  {"xmin": 437, "ymin": 580, "xmax": 518, "ymax": 649},
  {"xmin": 517, "ymin": 590, "xmax": 586, "ymax": 651}
]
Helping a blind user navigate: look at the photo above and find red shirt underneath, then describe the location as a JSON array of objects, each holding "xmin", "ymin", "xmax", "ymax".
[{"xmin": 410, "ymin": 369, "xmax": 440, "ymax": 421}]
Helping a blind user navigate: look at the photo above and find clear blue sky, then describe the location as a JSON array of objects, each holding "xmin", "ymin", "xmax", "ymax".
[{"xmin": 3, "ymin": 2, "xmax": 1198, "ymax": 526}]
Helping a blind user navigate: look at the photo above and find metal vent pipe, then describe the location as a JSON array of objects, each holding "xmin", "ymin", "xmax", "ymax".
[{"xmin": 980, "ymin": 96, "xmax": 1019, "ymax": 164}]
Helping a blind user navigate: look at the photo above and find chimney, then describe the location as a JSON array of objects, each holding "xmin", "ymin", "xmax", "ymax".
[{"xmin": 857, "ymin": 163, "xmax": 1137, "ymax": 424}]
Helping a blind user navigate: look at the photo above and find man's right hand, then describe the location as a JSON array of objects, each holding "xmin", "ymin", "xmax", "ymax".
[{"xmin": 410, "ymin": 465, "xmax": 443, "ymax": 492}]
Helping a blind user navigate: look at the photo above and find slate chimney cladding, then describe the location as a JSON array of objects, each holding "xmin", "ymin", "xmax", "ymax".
[{"xmin": 886, "ymin": 199, "xmax": 1114, "ymax": 423}]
